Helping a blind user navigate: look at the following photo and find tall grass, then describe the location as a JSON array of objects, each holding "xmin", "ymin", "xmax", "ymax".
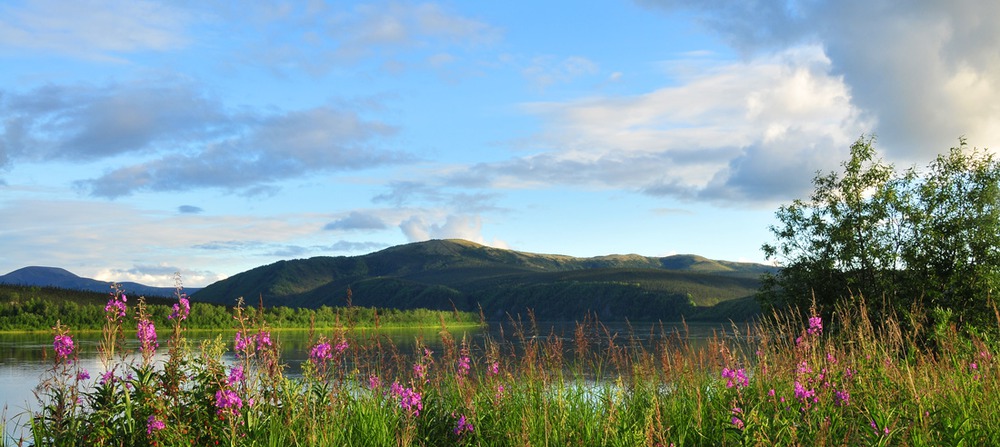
[{"xmin": 11, "ymin": 288, "xmax": 1000, "ymax": 446}]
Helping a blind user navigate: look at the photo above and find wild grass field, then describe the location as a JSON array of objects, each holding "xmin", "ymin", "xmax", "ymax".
[{"xmin": 8, "ymin": 285, "xmax": 1000, "ymax": 446}]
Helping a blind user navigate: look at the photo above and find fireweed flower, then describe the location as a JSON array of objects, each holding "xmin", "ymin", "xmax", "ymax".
[
  {"xmin": 53, "ymin": 334, "xmax": 75, "ymax": 360},
  {"xmin": 234, "ymin": 331, "xmax": 249, "ymax": 353},
  {"xmin": 77, "ymin": 369, "xmax": 90, "ymax": 381},
  {"xmin": 454, "ymin": 414, "xmax": 474, "ymax": 436},
  {"xmin": 388, "ymin": 381, "xmax": 423, "ymax": 416},
  {"xmin": 487, "ymin": 361, "xmax": 500, "ymax": 376},
  {"xmin": 334, "ymin": 339, "xmax": 348, "ymax": 354},
  {"xmin": 808, "ymin": 316, "xmax": 823, "ymax": 335},
  {"xmin": 215, "ymin": 389, "xmax": 243, "ymax": 416},
  {"xmin": 147, "ymin": 415, "xmax": 165, "ymax": 435},
  {"xmin": 256, "ymin": 331, "xmax": 273, "ymax": 348},
  {"xmin": 105, "ymin": 294, "xmax": 127, "ymax": 319},
  {"xmin": 99, "ymin": 370, "xmax": 116, "ymax": 386},
  {"xmin": 721, "ymin": 367, "xmax": 748, "ymax": 388},
  {"xmin": 457, "ymin": 355, "xmax": 471, "ymax": 377},
  {"xmin": 169, "ymin": 295, "xmax": 190, "ymax": 321},
  {"xmin": 870, "ymin": 420, "xmax": 890, "ymax": 436},
  {"xmin": 413, "ymin": 363, "xmax": 427, "ymax": 381},
  {"xmin": 368, "ymin": 375, "xmax": 381, "ymax": 390},
  {"xmin": 731, "ymin": 416, "xmax": 745, "ymax": 430},
  {"xmin": 834, "ymin": 389, "xmax": 850, "ymax": 406},
  {"xmin": 397, "ymin": 387, "xmax": 423, "ymax": 416},
  {"xmin": 227, "ymin": 365, "xmax": 245, "ymax": 386},
  {"xmin": 794, "ymin": 381, "xmax": 816, "ymax": 403},
  {"xmin": 309, "ymin": 342, "xmax": 333, "ymax": 364},
  {"xmin": 137, "ymin": 319, "xmax": 158, "ymax": 356}
]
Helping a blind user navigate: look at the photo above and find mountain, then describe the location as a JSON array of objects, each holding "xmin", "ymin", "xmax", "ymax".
[
  {"xmin": 0, "ymin": 266, "xmax": 196, "ymax": 298},
  {"xmin": 193, "ymin": 239, "xmax": 776, "ymax": 321}
]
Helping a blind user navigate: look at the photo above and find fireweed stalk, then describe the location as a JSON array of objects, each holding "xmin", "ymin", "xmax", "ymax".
[
  {"xmin": 163, "ymin": 275, "xmax": 191, "ymax": 402},
  {"xmin": 135, "ymin": 298, "xmax": 159, "ymax": 367},
  {"xmin": 100, "ymin": 284, "xmax": 128, "ymax": 369}
]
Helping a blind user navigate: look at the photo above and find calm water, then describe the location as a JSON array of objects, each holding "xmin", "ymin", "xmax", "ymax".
[{"xmin": 0, "ymin": 321, "xmax": 736, "ymax": 438}]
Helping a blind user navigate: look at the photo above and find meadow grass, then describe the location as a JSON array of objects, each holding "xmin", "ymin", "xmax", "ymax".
[{"xmin": 11, "ymin": 288, "xmax": 1000, "ymax": 446}]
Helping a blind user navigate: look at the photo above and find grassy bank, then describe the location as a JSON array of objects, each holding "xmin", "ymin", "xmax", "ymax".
[{"xmin": 12, "ymin": 290, "xmax": 1000, "ymax": 446}]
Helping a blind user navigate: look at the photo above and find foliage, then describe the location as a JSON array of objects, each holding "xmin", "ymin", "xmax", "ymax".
[
  {"xmin": 12, "ymin": 285, "xmax": 1000, "ymax": 446},
  {"xmin": 761, "ymin": 135, "xmax": 1000, "ymax": 333}
]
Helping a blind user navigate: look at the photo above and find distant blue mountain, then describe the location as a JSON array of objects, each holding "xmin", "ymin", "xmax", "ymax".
[{"xmin": 0, "ymin": 266, "xmax": 199, "ymax": 297}]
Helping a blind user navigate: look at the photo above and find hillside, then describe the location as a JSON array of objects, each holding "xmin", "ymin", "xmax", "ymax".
[
  {"xmin": 0, "ymin": 266, "xmax": 196, "ymax": 298},
  {"xmin": 193, "ymin": 239, "xmax": 775, "ymax": 321}
]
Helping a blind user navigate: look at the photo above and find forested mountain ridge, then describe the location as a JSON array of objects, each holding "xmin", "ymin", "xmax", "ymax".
[{"xmin": 192, "ymin": 239, "xmax": 773, "ymax": 321}]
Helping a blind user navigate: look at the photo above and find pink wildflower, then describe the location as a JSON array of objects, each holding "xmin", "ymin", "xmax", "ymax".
[
  {"xmin": 457, "ymin": 355, "xmax": 471, "ymax": 377},
  {"xmin": 169, "ymin": 295, "xmax": 190, "ymax": 321},
  {"xmin": 227, "ymin": 365, "xmax": 245, "ymax": 386},
  {"xmin": 731, "ymin": 416, "xmax": 745, "ymax": 430},
  {"xmin": 136, "ymin": 319, "xmax": 158, "ymax": 356},
  {"xmin": 146, "ymin": 415, "xmax": 165, "ymax": 435},
  {"xmin": 335, "ymin": 339, "xmax": 348, "ymax": 354},
  {"xmin": 309, "ymin": 342, "xmax": 333, "ymax": 364},
  {"xmin": 807, "ymin": 316, "xmax": 823, "ymax": 335},
  {"xmin": 215, "ymin": 389, "xmax": 243, "ymax": 416},
  {"xmin": 53, "ymin": 334, "xmax": 74, "ymax": 360},
  {"xmin": 721, "ymin": 367, "xmax": 748, "ymax": 388},
  {"xmin": 454, "ymin": 413, "xmax": 474, "ymax": 436}
]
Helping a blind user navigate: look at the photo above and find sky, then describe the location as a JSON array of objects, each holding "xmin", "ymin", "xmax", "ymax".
[{"xmin": 2, "ymin": 0, "xmax": 999, "ymax": 288}]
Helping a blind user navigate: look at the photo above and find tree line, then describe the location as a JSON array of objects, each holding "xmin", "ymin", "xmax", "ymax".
[{"xmin": 0, "ymin": 284, "xmax": 477, "ymax": 332}]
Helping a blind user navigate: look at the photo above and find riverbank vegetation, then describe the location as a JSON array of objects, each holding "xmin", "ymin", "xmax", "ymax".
[
  {"xmin": 9, "ymin": 282, "xmax": 1000, "ymax": 446},
  {"xmin": 0, "ymin": 284, "xmax": 477, "ymax": 332}
]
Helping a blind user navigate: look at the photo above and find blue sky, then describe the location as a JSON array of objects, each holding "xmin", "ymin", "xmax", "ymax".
[{"xmin": 2, "ymin": 0, "xmax": 999, "ymax": 287}]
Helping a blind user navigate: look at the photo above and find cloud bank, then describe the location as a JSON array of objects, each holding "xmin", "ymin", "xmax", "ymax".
[
  {"xmin": 0, "ymin": 79, "xmax": 406, "ymax": 197},
  {"xmin": 638, "ymin": 0, "xmax": 1000, "ymax": 158}
]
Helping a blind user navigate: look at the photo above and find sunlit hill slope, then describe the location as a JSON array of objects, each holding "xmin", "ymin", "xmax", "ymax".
[{"xmin": 192, "ymin": 239, "xmax": 775, "ymax": 322}]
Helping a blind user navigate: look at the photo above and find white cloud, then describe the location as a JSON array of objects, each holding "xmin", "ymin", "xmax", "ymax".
[
  {"xmin": 400, "ymin": 214, "xmax": 486, "ymax": 244},
  {"xmin": 639, "ymin": 0, "xmax": 1000, "ymax": 158},
  {"xmin": 464, "ymin": 45, "xmax": 867, "ymax": 204},
  {"xmin": 0, "ymin": 0, "xmax": 190, "ymax": 61},
  {"xmin": 0, "ymin": 79, "xmax": 406, "ymax": 197}
]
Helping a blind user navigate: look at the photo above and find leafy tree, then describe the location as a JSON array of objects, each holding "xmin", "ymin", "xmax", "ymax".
[{"xmin": 760, "ymin": 135, "xmax": 1000, "ymax": 332}]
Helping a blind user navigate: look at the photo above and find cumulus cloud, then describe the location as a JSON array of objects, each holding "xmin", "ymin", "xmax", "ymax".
[
  {"xmin": 399, "ymin": 214, "xmax": 484, "ymax": 243},
  {"xmin": 0, "ymin": 0, "xmax": 190, "ymax": 61},
  {"xmin": 638, "ymin": 0, "xmax": 1000, "ymax": 158},
  {"xmin": 457, "ymin": 46, "xmax": 867, "ymax": 204},
  {"xmin": 93, "ymin": 263, "xmax": 222, "ymax": 288}
]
